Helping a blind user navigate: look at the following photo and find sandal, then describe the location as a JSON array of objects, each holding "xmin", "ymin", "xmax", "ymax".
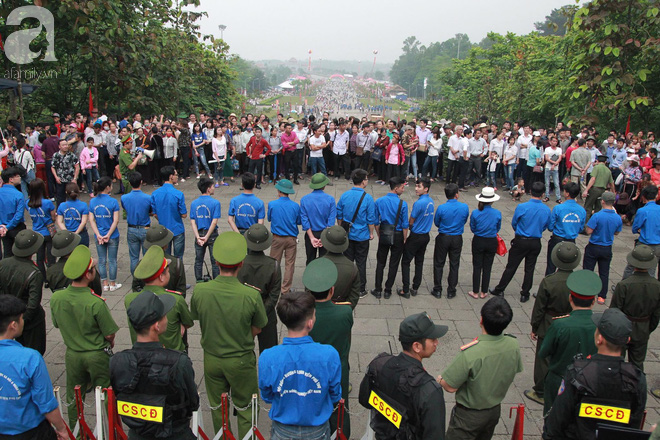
[
  {"xmin": 468, "ymin": 291, "xmax": 480, "ymax": 299},
  {"xmin": 543, "ymin": 197, "xmax": 550, "ymax": 202},
  {"xmin": 479, "ymin": 291, "xmax": 489, "ymax": 299}
]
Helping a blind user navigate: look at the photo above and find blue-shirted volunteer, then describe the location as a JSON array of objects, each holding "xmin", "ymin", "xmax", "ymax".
[
  {"xmin": 0, "ymin": 167, "xmax": 27, "ymax": 258},
  {"xmin": 120, "ymin": 172, "xmax": 152, "ymax": 276},
  {"xmin": 300, "ymin": 173, "xmax": 337, "ymax": 264},
  {"xmin": 623, "ymin": 184, "xmax": 660, "ymax": 279},
  {"xmin": 190, "ymin": 177, "xmax": 222, "ymax": 281},
  {"xmin": 89, "ymin": 177, "xmax": 121, "ymax": 290},
  {"xmin": 492, "ymin": 181, "xmax": 551, "ymax": 302},
  {"xmin": 545, "ymin": 182, "xmax": 586, "ymax": 275},
  {"xmin": 56, "ymin": 183, "xmax": 90, "ymax": 247},
  {"xmin": 268, "ymin": 179, "xmax": 302, "ymax": 294},
  {"xmin": 150, "ymin": 166, "xmax": 187, "ymax": 258},
  {"xmin": 228, "ymin": 172, "xmax": 265, "ymax": 233},
  {"xmin": 432, "ymin": 183, "xmax": 470, "ymax": 299},
  {"xmin": 469, "ymin": 187, "xmax": 502, "ymax": 299}
]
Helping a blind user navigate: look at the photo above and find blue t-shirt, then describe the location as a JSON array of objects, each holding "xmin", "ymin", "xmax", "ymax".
[
  {"xmin": 410, "ymin": 194, "xmax": 434, "ymax": 234},
  {"xmin": 26, "ymin": 199, "xmax": 55, "ymax": 236},
  {"xmin": 434, "ymin": 199, "xmax": 469, "ymax": 235},
  {"xmin": 511, "ymin": 199, "xmax": 551, "ymax": 238},
  {"xmin": 527, "ymin": 145, "xmax": 542, "ymax": 167},
  {"xmin": 190, "ymin": 195, "xmax": 221, "ymax": 231},
  {"xmin": 0, "ymin": 185, "xmax": 25, "ymax": 230},
  {"xmin": 587, "ymin": 208, "xmax": 622, "ymax": 246},
  {"xmin": 0, "ymin": 340, "xmax": 59, "ymax": 435},
  {"xmin": 300, "ymin": 190, "xmax": 336, "ymax": 232},
  {"xmin": 470, "ymin": 205, "xmax": 502, "ymax": 238},
  {"xmin": 150, "ymin": 184, "xmax": 187, "ymax": 236},
  {"xmin": 90, "ymin": 193, "xmax": 120, "ymax": 239},
  {"xmin": 549, "ymin": 199, "xmax": 586, "ymax": 240},
  {"xmin": 258, "ymin": 336, "xmax": 341, "ymax": 427},
  {"xmin": 121, "ymin": 190, "xmax": 152, "ymax": 227},
  {"xmin": 375, "ymin": 193, "xmax": 409, "ymax": 231},
  {"xmin": 268, "ymin": 197, "xmax": 301, "ymax": 237},
  {"xmin": 632, "ymin": 201, "xmax": 660, "ymax": 245},
  {"xmin": 192, "ymin": 132, "xmax": 206, "ymax": 148},
  {"xmin": 56, "ymin": 199, "xmax": 89, "ymax": 232},
  {"xmin": 336, "ymin": 188, "xmax": 377, "ymax": 242},
  {"xmin": 228, "ymin": 193, "xmax": 265, "ymax": 230}
]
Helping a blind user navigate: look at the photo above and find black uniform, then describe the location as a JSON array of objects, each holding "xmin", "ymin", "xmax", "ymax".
[
  {"xmin": 359, "ymin": 353, "xmax": 446, "ymax": 440},
  {"xmin": 110, "ymin": 342, "xmax": 199, "ymax": 440},
  {"xmin": 543, "ymin": 354, "xmax": 646, "ymax": 440}
]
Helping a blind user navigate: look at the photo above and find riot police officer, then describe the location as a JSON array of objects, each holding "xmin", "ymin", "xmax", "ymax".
[
  {"xmin": 110, "ymin": 290, "xmax": 199, "ymax": 440},
  {"xmin": 47, "ymin": 230, "xmax": 102, "ymax": 295}
]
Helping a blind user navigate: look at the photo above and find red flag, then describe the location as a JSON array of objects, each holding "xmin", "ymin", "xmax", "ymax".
[
  {"xmin": 625, "ymin": 115, "xmax": 631, "ymax": 137},
  {"xmin": 88, "ymin": 87, "xmax": 94, "ymax": 116}
]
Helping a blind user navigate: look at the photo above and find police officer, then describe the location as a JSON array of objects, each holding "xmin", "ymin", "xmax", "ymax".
[
  {"xmin": 47, "ymin": 230, "xmax": 103, "ymax": 295},
  {"xmin": 300, "ymin": 173, "xmax": 336, "ymax": 264},
  {"xmin": 545, "ymin": 182, "xmax": 586, "ymax": 275},
  {"xmin": 0, "ymin": 167, "xmax": 27, "ymax": 259},
  {"xmin": 50, "ymin": 245, "xmax": 119, "ymax": 429},
  {"xmin": 359, "ymin": 312, "xmax": 447, "ymax": 439},
  {"xmin": 190, "ymin": 232, "xmax": 267, "ymax": 439},
  {"xmin": 582, "ymin": 155, "xmax": 614, "ymax": 225},
  {"xmin": 0, "ymin": 230, "xmax": 46, "ymax": 354},
  {"xmin": 111, "ymin": 290, "xmax": 199, "ymax": 440},
  {"xmin": 133, "ymin": 225, "xmax": 187, "ymax": 294},
  {"xmin": 238, "ymin": 224, "xmax": 281, "ymax": 352},
  {"xmin": 125, "ymin": 246, "xmax": 193, "ymax": 351},
  {"xmin": 542, "ymin": 308, "xmax": 646, "ymax": 440},
  {"xmin": 321, "ymin": 226, "xmax": 361, "ymax": 308},
  {"xmin": 538, "ymin": 270, "xmax": 600, "ymax": 415},
  {"xmin": 526, "ymin": 242, "xmax": 581, "ymax": 405},
  {"xmin": 438, "ymin": 297, "xmax": 522, "ymax": 440},
  {"xmin": 491, "ymin": 181, "xmax": 551, "ymax": 302},
  {"xmin": 610, "ymin": 245, "xmax": 660, "ymax": 371},
  {"xmin": 432, "ymin": 183, "xmax": 469, "ymax": 299},
  {"xmin": 623, "ymin": 184, "xmax": 660, "ymax": 279},
  {"xmin": 399, "ymin": 178, "xmax": 434, "ymax": 298},
  {"xmin": 372, "ymin": 176, "xmax": 409, "ymax": 299},
  {"xmin": 306, "ymin": 258, "xmax": 354, "ymax": 438},
  {"xmin": 583, "ymin": 191, "xmax": 622, "ymax": 304}
]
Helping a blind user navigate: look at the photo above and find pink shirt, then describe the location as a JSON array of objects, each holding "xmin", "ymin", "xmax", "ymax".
[
  {"xmin": 280, "ymin": 131, "xmax": 298, "ymax": 152},
  {"xmin": 79, "ymin": 146, "xmax": 99, "ymax": 170}
]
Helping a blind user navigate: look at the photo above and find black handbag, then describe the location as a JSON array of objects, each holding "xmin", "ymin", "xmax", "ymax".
[
  {"xmin": 379, "ymin": 200, "xmax": 403, "ymax": 246},
  {"xmin": 341, "ymin": 192, "xmax": 367, "ymax": 233}
]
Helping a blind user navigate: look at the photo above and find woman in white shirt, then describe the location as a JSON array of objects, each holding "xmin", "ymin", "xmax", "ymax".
[
  {"xmin": 489, "ymin": 130, "xmax": 505, "ymax": 187},
  {"xmin": 503, "ymin": 136, "xmax": 518, "ymax": 190},
  {"xmin": 14, "ymin": 137, "xmax": 35, "ymax": 198},
  {"xmin": 212, "ymin": 127, "xmax": 228, "ymax": 187},
  {"xmin": 422, "ymin": 127, "xmax": 443, "ymax": 181}
]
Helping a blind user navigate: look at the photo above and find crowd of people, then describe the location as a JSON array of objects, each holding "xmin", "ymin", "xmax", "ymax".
[{"xmin": 1, "ymin": 80, "xmax": 660, "ymax": 439}]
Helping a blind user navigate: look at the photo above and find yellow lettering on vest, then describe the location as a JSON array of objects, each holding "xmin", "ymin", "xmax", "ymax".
[
  {"xmin": 578, "ymin": 402, "xmax": 630, "ymax": 424},
  {"xmin": 369, "ymin": 391, "xmax": 402, "ymax": 429},
  {"xmin": 117, "ymin": 400, "xmax": 164, "ymax": 423}
]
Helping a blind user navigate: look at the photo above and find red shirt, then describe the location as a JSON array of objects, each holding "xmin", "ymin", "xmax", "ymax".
[
  {"xmin": 565, "ymin": 145, "xmax": 577, "ymax": 169},
  {"xmin": 639, "ymin": 156, "xmax": 652, "ymax": 173},
  {"xmin": 246, "ymin": 137, "xmax": 271, "ymax": 160}
]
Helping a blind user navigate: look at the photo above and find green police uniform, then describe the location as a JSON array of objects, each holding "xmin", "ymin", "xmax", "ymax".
[
  {"xmin": 50, "ymin": 245, "xmax": 119, "ymax": 428},
  {"xmin": 528, "ymin": 242, "xmax": 580, "ymax": 401},
  {"xmin": 132, "ymin": 252, "xmax": 186, "ymax": 294},
  {"xmin": 538, "ymin": 270, "xmax": 600, "ymax": 415},
  {"xmin": 442, "ymin": 334, "xmax": 522, "ymax": 439},
  {"xmin": 610, "ymin": 245, "xmax": 660, "ymax": 372},
  {"xmin": 190, "ymin": 232, "xmax": 268, "ymax": 439},
  {"xmin": 47, "ymin": 257, "xmax": 103, "ymax": 295},
  {"xmin": 118, "ymin": 139, "xmax": 133, "ymax": 195},
  {"xmin": 0, "ymin": 230, "xmax": 46, "ymax": 354},
  {"xmin": 321, "ymin": 226, "xmax": 361, "ymax": 309},
  {"xmin": 584, "ymin": 160, "xmax": 613, "ymax": 223},
  {"xmin": 306, "ymin": 258, "xmax": 354, "ymax": 438}
]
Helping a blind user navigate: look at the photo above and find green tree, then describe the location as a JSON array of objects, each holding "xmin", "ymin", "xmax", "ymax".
[{"xmin": 534, "ymin": 5, "xmax": 577, "ymax": 36}]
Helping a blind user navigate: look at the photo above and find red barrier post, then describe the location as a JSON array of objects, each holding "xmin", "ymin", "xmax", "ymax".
[
  {"xmin": 335, "ymin": 399, "xmax": 348, "ymax": 440},
  {"xmin": 508, "ymin": 404, "xmax": 525, "ymax": 440},
  {"xmin": 103, "ymin": 387, "xmax": 127, "ymax": 440},
  {"xmin": 74, "ymin": 385, "xmax": 97, "ymax": 440}
]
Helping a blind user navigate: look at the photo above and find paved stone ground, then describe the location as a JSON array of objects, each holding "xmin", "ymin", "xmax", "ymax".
[{"xmin": 40, "ymin": 175, "xmax": 660, "ymax": 439}]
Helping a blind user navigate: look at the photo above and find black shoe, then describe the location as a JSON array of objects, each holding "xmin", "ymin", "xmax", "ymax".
[
  {"xmin": 398, "ymin": 288, "xmax": 410, "ymax": 299},
  {"xmin": 447, "ymin": 291, "xmax": 456, "ymax": 299},
  {"xmin": 489, "ymin": 289, "xmax": 503, "ymax": 297},
  {"xmin": 383, "ymin": 289, "xmax": 392, "ymax": 299},
  {"xmin": 431, "ymin": 289, "xmax": 442, "ymax": 299},
  {"xmin": 410, "ymin": 288, "xmax": 418, "ymax": 297},
  {"xmin": 359, "ymin": 290, "xmax": 368, "ymax": 298},
  {"xmin": 520, "ymin": 294, "xmax": 530, "ymax": 303},
  {"xmin": 294, "ymin": 180, "xmax": 300, "ymax": 185},
  {"xmin": 370, "ymin": 289, "xmax": 382, "ymax": 299},
  {"xmin": 256, "ymin": 185, "xmax": 261, "ymax": 189}
]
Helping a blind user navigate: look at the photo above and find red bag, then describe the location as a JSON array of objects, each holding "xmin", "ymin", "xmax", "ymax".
[{"xmin": 496, "ymin": 234, "xmax": 508, "ymax": 256}]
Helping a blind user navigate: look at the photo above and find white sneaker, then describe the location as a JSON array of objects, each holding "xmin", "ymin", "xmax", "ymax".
[
  {"xmin": 103, "ymin": 285, "xmax": 110, "ymax": 292},
  {"xmin": 180, "ymin": 178, "xmax": 185, "ymax": 182},
  {"xmin": 197, "ymin": 174, "xmax": 201, "ymax": 179},
  {"xmin": 109, "ymin": 284, "xmax": 122, "ymax": 292}
]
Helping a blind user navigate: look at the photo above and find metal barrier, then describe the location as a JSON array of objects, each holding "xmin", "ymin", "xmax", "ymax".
[
  {"xmin": 331, "ymin": 399, "xmax": 348, "ymax": 440},
  {"xmin": 241, "ymin": 394, "xmax": 265, "ymax": 440},
  {"xmin": 104, "ymin": 387, "xmax": 127, "ymax": 440},
  {"xmin": 74, "ymin": 385, "xmax": 98, "ymax": 440},
  {"xmin": 509, "ymin": 404, "xmax": 525, "ymax": 440}
]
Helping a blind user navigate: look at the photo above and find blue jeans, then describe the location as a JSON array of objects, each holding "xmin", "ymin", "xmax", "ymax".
[
  {"xmin": 422, "ymin": 155, "xmax": 438, "ymax": 178},
  {"xmin": 194, "ymin": 229, "xmax": 220, "ymax": 281},
  {"xmin": 96, "ymin": 237, "xmax": 119, "ymax": 281},
  {"xmin": 213, "ymin": 159, "xmax": 225, "ymax": 182},
  {"xmin": 166, "ymin": 232, "xmax": 185, "ymax": 259},
  {"xmin": 545, "ymin": 168, "xmax": 561, "ymax": 200},
  {"xmin": 505, "ymin": 164, "xmax": 516, "ymax": 189},
  {"xmin": 84, "ymin": 167, "xmax": 100, "ymax": 194},
  {"xmin": 193, "ymin": 147, "xmax": 211, "ymax": 175},
  {"xmin": 405, "ymin": 154, "xmax": 418, "ymax": 177},
  {"xmin": 127, "ymin": 227, "xmax": 147, "ymax": 275},
  {"xmin": 487, "ymin": 171, "xmax": 497, "ymax": 187},
  {"xmin": 270, "ymin": 421, "xmax": 330, "ymax": 440},
  {"xmin": 308, "ymin": 157, "xmax": 326, "ymax": 175},
  {"xmin": 79, "ymin": 229, "xmax": 90, "ymax": 247}
]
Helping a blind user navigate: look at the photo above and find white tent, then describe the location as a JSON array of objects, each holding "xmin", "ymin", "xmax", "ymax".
[{"xmin": 276, "ymin": 80, "xmax": 295, "ymax": 90}]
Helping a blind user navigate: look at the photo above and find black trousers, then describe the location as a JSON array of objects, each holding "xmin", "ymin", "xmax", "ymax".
[
  {"xmin": 374, "ymin": 232, "xmax": 405, "ymax": 291},
  {"xmin": 433, "ymin": 234, "xmax": 463, "ymax": 294},
  {"xmin": 284, "ymin": 150, "xmax": 298, "ymax": 181},
  {"xmin": 257, "ymin": 311, "xmax": 278, "ymax": 354},
  {"xmin": 401, "ymin": 232, "xmax": 430, "ymax": 291},
  {"xmin": 457, "ymin": 157, "xmax": 469, "ymax": 188},
  {"xmin": 545, "ymin": 235, "xmax": 575, "ymax": 275},
  {"xmin": 0, "ymin": 222, "xmax": 26, "ymax": 260},
  {"xmin": 447, "ymin": 159, "xmax": 459, "ymax": 184},
  {"xmin": 583, "ymin": 242, "xmax": 612, "ymax": 299},
  {"xmin": 16, "ymin": 314, "xmax": 46, "ymax": 355},
  {"xmin": 344, "ymin": 239, "xmax": 369, "ymax": 291},
  {"xmin": 304, "ymin": 230, "xmax": 326, "ymax": 265},
  {"xmin": 248, "ymin": 158, "xmax": 264, "ymax": 184},
  {"xmin": 334, "ymin": 153, "xmax": 351, "ymax": 179},
  {"xmin": 493, "ymin": 236, "xmax": 542, "ymax": 296},
  {"xmin": 472, "ymin": 236, "xmax": 498, "ymax": 293},
  {"xmin": 0, "ymin": 418, "xmax": 57, "ymax": 440}
]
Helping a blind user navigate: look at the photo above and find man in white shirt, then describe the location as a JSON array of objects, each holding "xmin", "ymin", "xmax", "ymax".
[
  {"xmin": 332, "ymin": 120, "xmax": 350, "ymax": 181},
  {"xmin": 467, "ymin": 130, "xmax": 487, "ymax": 186},
  {"xmin": 308, "ymin": 125, "xmax": 328, "ymax": 178},
  {"xmin": 457, "ymin": 129, "xmax": 471, "ymax": 191},
  {"xmin": 516, "ymin": 124, "xmax": 533, "ymax": 182},
  {"xmin": 544, "ymin": 137, "xmax": 563, "ymax": 202},
  {"xmin": 416, "ymin": 119, "xmax": 432, "ymax": 178},
  {"xmin": 294, "ymin": 120, "xmax": 308, "ymax": 180},
  {"xmin": 446, "ymin": 125, "xmax": 463, "ymax": 185}
]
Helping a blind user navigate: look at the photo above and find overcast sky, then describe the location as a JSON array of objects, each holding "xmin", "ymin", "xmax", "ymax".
[{"xmin": 197, "ymin": 0, "xmax": 577, "ymax": 63}]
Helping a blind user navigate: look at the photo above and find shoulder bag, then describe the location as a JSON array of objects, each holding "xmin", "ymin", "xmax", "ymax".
[
  {"xmin": 341, "ymin": 192, "xmax": 367, "ymax": 233},
  {"xmin": 379, "ymin": 200, "xmax": 403, "ymax": 246}
]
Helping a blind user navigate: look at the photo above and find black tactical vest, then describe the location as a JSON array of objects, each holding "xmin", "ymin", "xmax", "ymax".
[
  {"xmin": 359, "ymin": 353, "xmax": 434, "ymax": 440},
  {"xmin": 111, "ymin": 346, "xmax": 190, "ymax": 438}
]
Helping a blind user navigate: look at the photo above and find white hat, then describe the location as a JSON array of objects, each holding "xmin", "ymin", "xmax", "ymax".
[
  {"xmin": 626, "ymin": 148, "xmax": 635, "ymax": 154},
  {"xmin": 629, "ymin": 155, "xmax": 640, "ymax": 162},
  {"xmin": 475, "ymin": 187, "xmax": 500, "ymax": 203},
  {"xmin": 533, "ymin": 131, "xmax": 541, "ymax": 137}
]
